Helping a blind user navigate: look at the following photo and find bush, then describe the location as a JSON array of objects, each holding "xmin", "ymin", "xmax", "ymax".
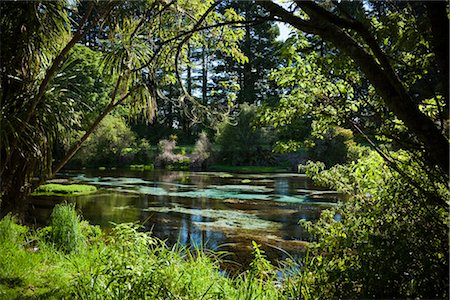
[
  {"xmin": 49, "ymin": 203, "xmax": 86, "ymax": 253},
  {"xmin": 71, "ymin": 114, "xmax": 138, "ymax": 167},
  {"xmin": 309, "ymin": 126, "xmax": 355, "ymax": 167},
  {"xmin": 297, "ymin": 149, "xmax": 449, "ymax": 299},
  {"xmin": 215, "ymin": 103, "xmax": 275, "ymax": 166},
  {"xmin": 190, "ymin": 131, "xmax": 211, "ymax": 170},
  {"xmin": 154, "ymin": 138, "xmax": 190, "ymax": 169},
  {"xmin": 130, "ymin": 138, "xmax": 156, "ymax": 164}
]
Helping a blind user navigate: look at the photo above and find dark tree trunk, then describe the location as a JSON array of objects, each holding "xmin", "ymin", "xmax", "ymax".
[
  {"xmin": 425, "ymin": 1, "xmax": 449, "ymax": 119},
  {"xmin": 0, "ymin": 154, "xmax": 32, "ymax": 219},
  {"xmin": 202, "ymin": 46, "xmax": 208, "ymax": 103}
]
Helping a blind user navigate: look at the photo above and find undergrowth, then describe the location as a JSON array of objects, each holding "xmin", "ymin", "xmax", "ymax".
[{"xmin": 0, "ymin": 204, "xmax": 291, "ymax": 299}]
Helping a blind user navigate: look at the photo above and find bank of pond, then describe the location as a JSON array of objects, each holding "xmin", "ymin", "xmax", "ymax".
[
  {"xmin": 0, "ymin": 206, "xmax": 303, "ymax": 299},
  {"xmin": 29, "ymin": 169, "xmax": 339, "ymax": 268},
  {"xmin": 2, "ymin": 169, "xmax": 339, "ymax": 299}
]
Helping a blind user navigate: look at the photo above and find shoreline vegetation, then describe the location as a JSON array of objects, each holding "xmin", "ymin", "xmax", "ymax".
[
  {"xmin": 74, "ymin": 164, "xmax": 293, "ymax": 174},
  {"xmin": 0, "ymin": 204, "xmax": 301, "ymax": 299}
]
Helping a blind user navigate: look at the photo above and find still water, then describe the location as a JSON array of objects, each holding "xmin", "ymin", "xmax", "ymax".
[{"xmin": 30, "ymin": 169, "xmax": 338, "ymax": 271}]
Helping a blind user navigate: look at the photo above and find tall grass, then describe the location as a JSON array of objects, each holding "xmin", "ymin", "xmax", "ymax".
[
  {"xmin": 49, "ymin": 203, "xmax": 86, "ymax": 253},
  {"xmin": 0, "ymin": 204, "xmax": 302, "ymax": 299}
]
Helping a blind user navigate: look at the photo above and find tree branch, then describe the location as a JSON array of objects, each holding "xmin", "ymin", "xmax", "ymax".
[
  {"xmin": 133, "ymin": 18, "xmax": 266, "ymax": 73},
  {"xmin": 50, "ymin": 75, "xmax": 135, "ymax": 176},
  {"xmin": 261, "ymin": 0, "xmax": 449, "ymax": 174}
]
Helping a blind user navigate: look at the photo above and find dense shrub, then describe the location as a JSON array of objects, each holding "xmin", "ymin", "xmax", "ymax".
[
  {"xmin": 308, "ymin": 126, "xmax": 355, "ymax": 167},
  {"xmin": 190, "ymin": 131, "xmax": 211, "ymax": 170},
  {"xmin": 294, "ymin": 149, "xmax": 449, "ymax": 299},
  {"xmin": 154, "ymin": 138, "xmax": 190, "ymax": 169},
  {"xmin": 71, "ymin": 115, "xmax": 137, "ymax": 167},
  {"xmin": 133, "ymin": 138, "xmax": 155, "ymax": 164},
  {"xmin": 215, "ymin": 103, "xmax": 275, "ymax": 166}
]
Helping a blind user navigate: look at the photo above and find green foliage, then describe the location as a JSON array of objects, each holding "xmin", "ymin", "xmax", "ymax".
[
  {"xmin": 208, "ymin": 165, "xmax": 288, "ymax": 173},
  {"xmin": 210, "ymin": 1, "xmax": 282, "ymax": 105},
  {"xmin": 0, "ymin": 215, "xmax": 28, "ymax": 245},
  {"xmin": 297, "ymin": 149, "xmax": 449, "ymax": 299},
  {"xmin": 309, "ymin": 127, "xmax": 355, "ymax": 167},
  {"xmin": 129, "ymin": 164, "xmax": 154, "ymax": 171},
  {"xmin": 249, "ymin": 242, "xmax": 275, "ymax": 281},
  {"xmin": 1, "ymin": 0, "xmax": 249, "ymax": 214},
  {"xmin": 32, "ymin": 184, "xmax": 97, "ymax": 196},
  {"xmin": 215, "ymin": 103, "xmax": 275, "ymax": 165},
  {"xmin": 0, "ymin": 210, "xmax": 296, "ymax": 300},
  {"xmin": 49, "ymin": 203, "xmax": 86, "ymax": 253},
  {"xmin": 63, "ymin": 45, "xmax": 115, "ymax": 127},
  {"xmin": 72, "ymin": 115, "xmax": 139, "ymax": 167}
]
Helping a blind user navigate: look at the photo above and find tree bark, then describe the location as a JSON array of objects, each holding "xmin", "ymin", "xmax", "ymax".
[{"xmin": 202, "ymin": 46, "xmax": 208, "ymax": 104}]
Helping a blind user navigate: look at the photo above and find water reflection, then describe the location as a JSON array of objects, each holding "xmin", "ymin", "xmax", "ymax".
[{"xmin": 31, "ymin": 169, "xmax": 339, "ymax": 269}]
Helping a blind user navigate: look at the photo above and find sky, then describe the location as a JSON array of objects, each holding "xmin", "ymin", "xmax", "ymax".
[
  {"xmin": 276, "ymin": 22, "xmax": 292, "ymax": 41},
  {"xmin": 274, "ymin": 0, "xmax": 293, "ymax": 41}
]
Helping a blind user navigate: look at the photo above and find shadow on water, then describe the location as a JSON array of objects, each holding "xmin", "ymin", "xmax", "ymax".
[{"xmin": 30, "ymin": 169, "xmax": 339, "ymax": 272}]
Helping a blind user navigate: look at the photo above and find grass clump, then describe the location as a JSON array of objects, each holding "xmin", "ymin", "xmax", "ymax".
[
  {"xmin": 32, "ymin": 183, "xmax": 97, "ymax": 196},
  {"xmin": 47, "ymin": 203, "xmax": 95, "ymax": 253}
]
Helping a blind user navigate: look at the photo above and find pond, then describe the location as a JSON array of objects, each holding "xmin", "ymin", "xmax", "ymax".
[{"xmin": 30, "ymin": 169, "xmax": 339, "ymax": 272}]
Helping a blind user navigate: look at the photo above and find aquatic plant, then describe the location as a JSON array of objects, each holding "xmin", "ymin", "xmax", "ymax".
[{"xmin": 32, "ymin": 183, "xmax": 97, "ymax": 196}]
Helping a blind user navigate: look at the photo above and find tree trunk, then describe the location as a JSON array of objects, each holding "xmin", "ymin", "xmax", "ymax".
[
  {"xmin": 0, "ymin": 154, "xmax": 32, "ymax": 219},
  {"xmin": 202, "ymin": 46, "xmax": 208, "ymax": 103}
]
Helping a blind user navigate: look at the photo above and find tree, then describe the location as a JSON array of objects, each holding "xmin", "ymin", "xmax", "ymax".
[
  {"xmin": 258, "ymin": 0, "xmax": 449, "ymax": 175},
  {"xmin": 0, "ymin": 0, "xmax": 247, "ymax": 216},
  {"xmin": 211, "ymin": 1, "xmax": 282, "ymax": 105},
  {"xmin": 254, "ymin": 3, "xmax": 449, "ymax": 296},
  {"xmin": 215, "ymin": 103, "xmax": 274, "ymax": 165}
]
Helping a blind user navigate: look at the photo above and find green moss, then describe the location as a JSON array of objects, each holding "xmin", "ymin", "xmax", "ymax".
[{"xmin": 32, "ymin": 184, "xmax": 97, "ymax": 196}]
